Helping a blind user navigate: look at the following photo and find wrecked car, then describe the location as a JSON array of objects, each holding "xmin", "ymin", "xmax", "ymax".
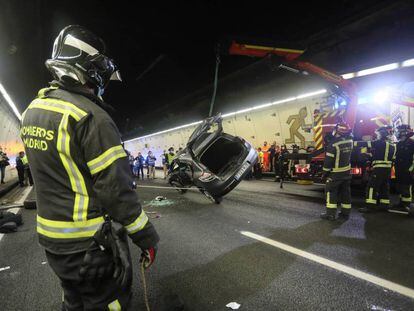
[{"xmin": 168, "ymin": 114, "xmax": 257, "ymax": 203}]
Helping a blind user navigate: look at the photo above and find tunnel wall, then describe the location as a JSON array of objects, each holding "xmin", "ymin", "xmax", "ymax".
[
  {"xmin": 124, "ymin": 94, "xmax": 324, "ymax": 167},
  {"xmin": 0, "ymin": 92, "xmax": 23, "ymax": 174}
]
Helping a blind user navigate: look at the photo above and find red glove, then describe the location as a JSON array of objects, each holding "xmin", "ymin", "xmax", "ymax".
[{"xmin": 140, "ymin": 246, "xmax": 157, "ymax": 269}]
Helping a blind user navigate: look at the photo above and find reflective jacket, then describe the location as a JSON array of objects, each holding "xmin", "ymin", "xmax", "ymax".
[
  {"xmin": 354, "ymin": 139, "xmax": 396, "ymax": 169},
  {"xmin": 21, "ymin": 85, "xmax": 159, "ymax": 254},
  {"xmin": 323, "ymin": 136, "xmax": 353, "ymax": 179},
  {"xmin": 166, "ymin": 153, "xmax": 175, "ymax": 165}
]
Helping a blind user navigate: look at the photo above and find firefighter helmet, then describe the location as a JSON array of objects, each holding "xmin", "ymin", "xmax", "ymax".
[
  {"xmin": 332, "ymin": 122, "xmax": 352, "ymax": 137},
  {"xmin": 395, "ymin": 124, "xmax": 413, "ymax": 141},
  {"xmin": 375, "ymin": 126, "xmax": 393, "ymax": 140},
  {"xmin": 45, "ymin": 25, "xmax": 121, "ymax": 97}
]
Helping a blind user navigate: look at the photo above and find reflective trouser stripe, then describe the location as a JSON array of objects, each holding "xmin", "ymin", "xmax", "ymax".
[
  {"xmin": 379, "ymin": 199, "xmax": 390, "ymax": 204},
  {"xmin": 108, "ymin": 299, "xmax": 122, "ymax": 311},
  {"xmin": 326, "ymin": 152, "xmax": 334, "ymax": 157},
  {"xmin": 36, "ymin": 215, "xmax": 104, "ymax": 239},
  {"xmin": 87, "ymin": 145, "xmax": 127, "ymax": 175},
  {"xmin": 57, "ymin": 114, "xmax": 89, "ymax": 222},
  {"xmin": 326, "ymin": 192, "xmax": 337, "ymax": 208},
  {"xmin": 341, "ymin": 203, "xmax": 351, "ymax": 209},
  {"xmin": 331, "ymin": 165, "xmax": 351, "ymax": 173},
  {"xmin": 401, "ymin": 185, "xmax": 412, "ymax": 202},
  {"xmin": 125, "ymin": 211, "xmax": 149, "ymax": 234},
  {"xmin": 366, "ymin": 187, "xmax": 376, "ymax": 204}
]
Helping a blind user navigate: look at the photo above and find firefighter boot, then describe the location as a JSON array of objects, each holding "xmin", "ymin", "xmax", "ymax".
[{"xmin": 320, "ymin": 209, "xmax": 336, "ymax": 221}]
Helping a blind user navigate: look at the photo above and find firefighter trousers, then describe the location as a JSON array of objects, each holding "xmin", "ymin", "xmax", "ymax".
[
  {"xmin": 325, "ymin": 177, "xmax": 351, "ymax": 213},
  {"xmin": 46, "ymin": 250, "xmax": 131, "ymax": 311},
  {"xmin": 365, "ymin": 168, "xmax": 391, "ymax": 208}
]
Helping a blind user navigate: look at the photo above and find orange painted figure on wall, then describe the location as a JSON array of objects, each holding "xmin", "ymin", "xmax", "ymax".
[{"xmin": 261, "ymin": 141, "xmax": 270, "ymax": 171}]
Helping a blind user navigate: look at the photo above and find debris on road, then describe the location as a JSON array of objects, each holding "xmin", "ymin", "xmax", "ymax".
[
  {"xmin": 0, "ymin": 266, "xmax": 11, "ymax": 272},
  {"xmin": 370, "ymin": 305, "xmax": 393, "ymax": 311},
  {"xmin": 155, "ymin": 196, "xmax": 167, "ymax": 201},
  {"xmin": 41, "ymin": 261, "xmax": 47, "ymax": 265},
  {"xmin": 226, "ymin": 302, "xmax": 241, "ymax": 310}
]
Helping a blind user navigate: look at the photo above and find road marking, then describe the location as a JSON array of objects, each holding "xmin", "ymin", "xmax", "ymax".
[
  {"xmin": 0, "ymin": 266, "xmax": 10, "ymax": 272},
  {"xmin": 0, "ymin": 187, "xmax": 33, "ymax": 243},
  {"xmin": 240, "ymin": 231, "xmax": 414, "ymax": 300},
  {"xmin": 388, "ymin": 210, "xmax": 409, "ymax": 215}
]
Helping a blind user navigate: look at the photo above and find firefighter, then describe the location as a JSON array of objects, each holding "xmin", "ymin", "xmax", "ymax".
[
  {"xmin": 394, "ymin": 124, "xmax": 414, "ymax": 215},
  {"xmin": 21, "ymin": 25, "xmax": 159, "ymax": 310},
  {"xmin": 320, "ymin": 123, "xmax": 353, "ymax": 220},
  {"xmin": 356, "ymin": 126, "xmax": 395, "ymax": 213}
]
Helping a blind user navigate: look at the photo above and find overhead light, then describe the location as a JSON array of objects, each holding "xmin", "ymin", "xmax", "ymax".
[
  {"xmin": 402, "ymin": 58, "xmax": 414, "ymax": 67},
  {"xmin": 124, "ymin": 89, "xmax": 327, "ymax": 143},
  {"xmin": 356, "ymin": 63, "xmax": 399, "ymax": 77},
  {"xmin": 372, "ymin": 89, "xmax": 390, "ymax": 104},
  {"xmin": 341, "ymin": 73, "xmax": 355, "ymax": 80},
  {"xmin": 0, "ymin": 82, "xmax": 21, "ymax": 120}
]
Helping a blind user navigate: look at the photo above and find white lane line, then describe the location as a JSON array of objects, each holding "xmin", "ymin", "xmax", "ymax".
[
  {"xmin": 240, "ymin": 231, "xmax": 414, "ymax": 300},
  {"xmin": 0, "ymin": 187, "xmax": 33, "ymax": 243},
  {"xmin": 388, "ymin": 210, "xmax": 409, "ymax": 215},
  {"xmin": 0, "ymin": 266, "xmax": 10, "ymax": 272}
]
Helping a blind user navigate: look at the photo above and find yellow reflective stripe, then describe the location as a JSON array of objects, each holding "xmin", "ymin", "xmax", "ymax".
[
  {"xmin": 87, "ymin": 145, "xmax": 127, "ymax": 175},
  {"xmin": 322, "ymin": 167, "xmax": 331, "ymax": 172},
  {"xmin": 37, "ymin": 86, "xmax": 58, "ymax": 98},
  {"xmin": 326, "ymin": 152, "xmax": 335, "ymax": 157},
  {"xmin": 401, "ymin": 197, "xmax": 412, "ymax": 202},
  {"xmin": 326, "ymin": 192, "xmax": 337, "ymax": 208},
  {"xmin": 368, "ymin": 187, "xmax": 374, "ymax": 200},
  {"xmin": 372, "ymin": 160, "xmax": 392, "ymax": 164},
  {"xmin": 384, "ymin": 142, "xmax": 390, "ymax": 161},
  {"xmin": 57, "ymin": 114, "xmax": 89, "ymax": 222},
  {"xmin": 37, "ymin": 215, "xmax": 104, "ymax": 228},
  {"xmin": 108, "ymin": 299, "xmax": 122, "ymax": 311},
  {"xmin": 331, "ymin": 165, "xmax": 351, "ymax": 172},
  {"xmin": 332, "ymin": 139, "xmax": 353, "ymax": 147},
  {"xmin": 29, "ymin": 98, "xmax": 87, "ymax": 121},
  {"xmin": 335, "ymin": 145, "xmax": 340, "ymax": 168},
  {"xmin": 37, "ymin": 215, "xmax": 104, "ymax": 239},
  {"xmin": 125, "ymin": 211, "xmax": 149, "ymax": 234},
  {"xmin": 37, "ymin": 227, "xmax": 97, "ymax": 239},
  {"xmin": 367, "ymin": 141, "xmax": 372, "ymax": 148},
  {"xmin": 379, "ymin": 199, "xmax": 390, "ymax": 204},
  {"xmin": 373, "ymin": 164, "xmax": 392, "ymax": 168},
  {"xmin": 341, "ymin": 203, "xmax": 351, "ymax": 209},
  {"xmin": 366, "ymin": 199, "xmax": 377, "ymax": 204}
]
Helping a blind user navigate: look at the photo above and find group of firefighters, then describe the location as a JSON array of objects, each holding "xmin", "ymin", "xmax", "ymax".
[{"xmin": 320, "ymin": 122, "xmax": 414, "ymax": 221}]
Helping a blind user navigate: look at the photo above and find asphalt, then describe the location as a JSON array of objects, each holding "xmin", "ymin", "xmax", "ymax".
[{"xmin": 0, "ymin": 176, "xmax": 414, "ymax": 311}]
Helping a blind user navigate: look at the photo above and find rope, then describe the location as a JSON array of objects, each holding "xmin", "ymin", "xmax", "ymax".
[
  {"xmin": 141, "ymin": 260, "xmax": 151, "ymax": 311},
  {"xmin": 136, "ymin": 185, "xmax": 199, "ymax": 191}
]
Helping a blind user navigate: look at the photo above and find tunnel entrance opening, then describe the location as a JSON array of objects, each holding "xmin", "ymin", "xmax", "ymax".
[{"xmin": 199, "ymin": 137, "xmax": 245, "ymax": 175}]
